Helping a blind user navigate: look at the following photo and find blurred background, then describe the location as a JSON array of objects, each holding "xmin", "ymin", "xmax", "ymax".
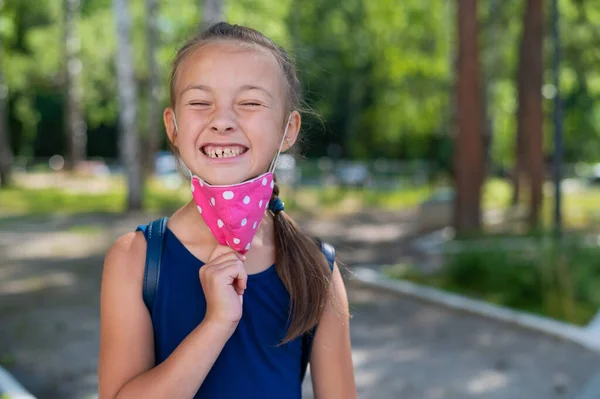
[{"xmin": 2, "ymin": 0, "xmax": 600, "ymax": 398}]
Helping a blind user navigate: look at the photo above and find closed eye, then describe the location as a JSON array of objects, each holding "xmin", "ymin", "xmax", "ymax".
[
  {"xmin": 189, "ymin": 101, "xmax": 211, "ymax": 106},
  {"xmin": 241, "ymin": 102, "xmax": 262, "ymax": 107}
]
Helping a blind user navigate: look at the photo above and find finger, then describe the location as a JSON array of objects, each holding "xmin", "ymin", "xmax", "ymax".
[
  {"xmin": 206, "ymin": 252, "xmax": 244, "ymax": 268},
  {"xmin": 208, "ymin": 245, "xmax": 234, "ymax": 262},
  {"xmin": 200, "ymin": 261, "xmax": 239, "ymax": 283},
  {"xmin": 232, "ymin": 263, "xmax": 248, "ymax": 295},
  {"xmin": 207, "ymin": 259, "xmax": 244, "ymax": 273},
  {"xmin": 215, "ymin": 257, "xmax": 245, "ymax": 269},
  {"xmin": 209, "ymin": 245, "xmax": 246, "ymax": 262},
  {"xmin": 237, "ymin": 263, "xmax": 248, "ymax": 291},
  {"xmin": 219, "ymin": 263, "xmax": 248, "ymax": 292}
]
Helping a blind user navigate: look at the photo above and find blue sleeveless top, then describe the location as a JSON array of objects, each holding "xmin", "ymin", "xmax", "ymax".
[{"xmin": 137, "ymin": 226, "xmax": 303, "ymax": 399}]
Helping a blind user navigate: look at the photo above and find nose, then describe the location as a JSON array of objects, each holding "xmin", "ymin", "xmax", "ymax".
[{"xmin": 209, "ymin": 107, "xmax": 236, "ymax": 134}]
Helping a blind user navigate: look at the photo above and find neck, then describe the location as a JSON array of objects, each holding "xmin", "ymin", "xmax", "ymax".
[{"xmin": 177, "ymin": 201, "xmax": 219, "ymax": 245}]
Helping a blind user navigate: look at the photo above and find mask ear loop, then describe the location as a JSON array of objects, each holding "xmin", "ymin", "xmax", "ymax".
[
  {"xmin": 173, "ymin": 113, "xmax": 180, "ymax": 133},
  {"xmin": 269, "ymin": 114, "xmax": 293, "ymax": 174},
  {"xmin": 172, "ymin": 113, "xmax": 193, "ymax": 180}
]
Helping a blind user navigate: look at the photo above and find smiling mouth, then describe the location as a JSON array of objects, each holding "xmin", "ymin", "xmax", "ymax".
[{"xmin": 201, "ymin": 144, "xmax": 248, "ymax": 159}]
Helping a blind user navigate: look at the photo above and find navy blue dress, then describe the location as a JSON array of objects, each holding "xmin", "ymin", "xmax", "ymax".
[{"xmin": 137, "ymin": 226, "xmax": 303, "ymax": 399}]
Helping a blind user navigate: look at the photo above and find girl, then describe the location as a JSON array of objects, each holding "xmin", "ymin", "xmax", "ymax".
[{"xmin": 98, "ymin": 22, "xmax": 356, "ymax": 399}]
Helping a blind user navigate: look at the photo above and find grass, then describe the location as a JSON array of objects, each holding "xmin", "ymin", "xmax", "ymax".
[
  {"xmin": 0, "ymin": 176, "xmax": 190, "ymax": 216},
  {"xmin": 384, "ymin": 237, "xmax": 600, "ymax": 326},
  {"xmin": 1, "ymin": 174, "xmax": 600, "ymax": 230}
]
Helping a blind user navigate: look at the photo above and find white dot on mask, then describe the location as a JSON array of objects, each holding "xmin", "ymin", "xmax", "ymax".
[
  {"xmin": 241, "ymin": 218, "xmax": 247, "ymax": 226},
  {"xmin": 245, "ymin": 243, "xmax": 251, "ymax": 251},
  {"xmin": 191, "ymin": 183, "xmax": 195, "ymax": 192},
  {"xmin": 223, "ymin": 191, "xmax": 234, "ymax": 200},
  {"xmin": 262, "ymin": 177, "xmax": 267, "ymax": 186},
  {"xmin": 197, "ymin": 205, "xmax": 202, "ymax": 214},
  {"xmin": 253, "ymin": 221, "xmax": 258, "ymax": 229},
  {"xmin": 211, "ymin": 198, "xmax": 215, "ymax": 206},
  {"xmin": 259, "ymin": 200, "xmax": 263, "ymax": 208},
  {"xmin": 217, "ymin": 219, "xmax": 224, "ymax": 228},
  {"xmin": 243, "ymin": 196, "xmax": 250, "ymax": 204},
  {"xmin": 233, "ymin": 238, "xmax": 240, "ymax": 244},
  {"xmin": 270, "ymin": 181, "xmax": 274, "ymax": 189}
]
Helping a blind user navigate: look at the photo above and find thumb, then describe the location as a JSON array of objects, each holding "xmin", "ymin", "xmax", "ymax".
[{"xmin": 208, "ymin": 245, "xmax": 235, "ymax": 262}]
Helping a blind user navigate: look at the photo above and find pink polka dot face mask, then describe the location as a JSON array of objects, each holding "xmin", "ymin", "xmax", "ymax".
[
  {"xmin": 182, "ymin": 114, "xmax": 292, "ymax": 254},
  {"xmin": 191, "ymin": 173, "xmax": 275, "ymax": 254}
]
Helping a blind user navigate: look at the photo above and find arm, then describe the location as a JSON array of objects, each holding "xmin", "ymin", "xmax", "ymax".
[
  {"xmin": 98, "ymin": 233, "xmax": 238, "ymax": 399},
  {"xmin": 310, "ymin": 263, "xmax": 358, "ymax": 399}
]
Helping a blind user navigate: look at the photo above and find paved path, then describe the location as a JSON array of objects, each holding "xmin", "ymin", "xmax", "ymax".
[
  {"xmin": 1, "ymin": 212, "xmax": 599, "ymax": 398},
  {"xmin": 305, "ymin": 282, "xmax": 600, "ymax": 398}
]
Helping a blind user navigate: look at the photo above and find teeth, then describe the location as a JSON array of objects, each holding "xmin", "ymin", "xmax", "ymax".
[{"xmin": 204, "ymin": 146, "xmax": 244, "ymax": 158}]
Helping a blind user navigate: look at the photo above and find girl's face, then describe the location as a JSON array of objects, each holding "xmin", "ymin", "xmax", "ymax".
[{"xmin": 164, "ymin": 42, "xmax": 301, "ymax": 186}]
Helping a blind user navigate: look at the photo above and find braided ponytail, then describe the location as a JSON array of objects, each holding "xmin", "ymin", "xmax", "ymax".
[{"xmin": 270, "ymin": 179, "xmax": 332, "ymax": 343}]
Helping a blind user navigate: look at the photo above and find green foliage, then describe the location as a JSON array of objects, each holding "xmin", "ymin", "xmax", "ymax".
[
  {"xmin": 0, "ymin": 179, "xmax": 188, "ymax": 214},
  {"xmin": 386, "ymin": 237, "xmax": 600, "ymax": 325},
  {"xmin": 2, "ymin": 0, "xmax": 600, "ymax": 164}
]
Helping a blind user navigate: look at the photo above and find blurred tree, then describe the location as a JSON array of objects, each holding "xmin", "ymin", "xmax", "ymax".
[
  {"xmin": 481, "ymin": 0, "xmax": 504, "ymax": 169},
  {"xmin": 64, "ymin": 0, "xmax": 87, "ymax": 171},
  {"xmin": 0, "ymin": 0, "xmax": 13, "ymax": 187},
  {"xmin": 204, "ymin": 0, "xmax": 224, "ymax": 24},
  {"xmin": 454, "ymin": 0, "xmax": 484, "ymax": 234},
  {"xmin": 3, "ymin": 0, "xmax": 600, "ymax": 177},
  {"xmin": 114, "ymin": 0, "xmax": 143, "ymax": 211},
  {"xmin": 515, "ymin": 0, "xmax": 544, "ymax": 228},
  {"xmin": 512, "ymin": 2, "xmax": 529, "ymax": 207},
  {"xmin": 145, "ymin": 0, "xmax": 160, "ymax": 173}
]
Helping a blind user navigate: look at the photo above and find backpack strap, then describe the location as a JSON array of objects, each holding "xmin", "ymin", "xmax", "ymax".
[
  {"xmin": 300, "ymin": 239, "xmax": 336, "ymax": 381},
  {"xmin": 142, "ymin": 217, "xmax": 168, "ymax": 315}
]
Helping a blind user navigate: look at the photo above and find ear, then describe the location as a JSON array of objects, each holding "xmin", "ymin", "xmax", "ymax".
[
  {"xmin": 163, "ymin": 107, "xmax": 178, "ymax": 147},
  {"xmin": 281, "ymin": 111, "xmax": 301, "ymax": 152}
]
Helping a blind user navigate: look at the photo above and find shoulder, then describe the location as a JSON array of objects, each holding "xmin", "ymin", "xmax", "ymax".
[
  {"xmin": 102, "ymin": 231, "xmax": 147, "ymax": 288},
  {"xmin": 327, "ymin": 262, "xmax": 350, "ymax": 317}
]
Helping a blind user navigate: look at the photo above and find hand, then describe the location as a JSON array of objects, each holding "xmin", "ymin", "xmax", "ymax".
[{"xmin": 199, "ymin": 245, "xmax": 247, "ymax": 330}]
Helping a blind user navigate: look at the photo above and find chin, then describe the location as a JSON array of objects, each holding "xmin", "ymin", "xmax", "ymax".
[{"xmin": 198, "ymin": 171, "xmax": 253, "ymax": 186}]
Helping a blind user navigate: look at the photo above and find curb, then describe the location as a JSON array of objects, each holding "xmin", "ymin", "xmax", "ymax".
[
  {"xmin": 0, "ymin": 366, "xmax": 36, "ymax": 399},
  {"xmin": 351, "ymin": 266, "xmax": 600, "ymax": 353}
]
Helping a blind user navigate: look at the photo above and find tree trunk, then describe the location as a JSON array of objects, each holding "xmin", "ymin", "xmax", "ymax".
[
  {"xmin": 512, "ymin": 2, "xmax": 529, "ymax": 207},
  {"xmin": 204, "ymin": 0, "xmax": 224, "ymax": 24},
  {"xmin": 453, "ymin": 0, "xmax": 484, "ymax": 234},
  {"xmin": 517, "ymin": 0, "xmax": 544, "ymax": 228},
  {"xmin": 114, "ymin": 0, "xmax": 143, "ymax": 211},
  {"xmin": 145, "ymin": 0, "xmax": 160, "ymax": 175},
  {"xmin": 0, "ymin": 0, "xmax": 12, "ymax": 188},
  {"xmin": 64, "ymin": 0, "xmax": 86, "ymax": 171},
  {"xmin": 482, "ymin": 0, "xmax": 503, "ymax": 171}
]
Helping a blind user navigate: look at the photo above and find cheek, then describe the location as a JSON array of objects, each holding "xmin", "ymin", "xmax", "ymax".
[
  {"xmin": 246, "ymin": 122, "xmax": 280, "ymax": 151},
  {"xmin": 176, "ymin": 116, "xmax": 205, "ymax": 145}
]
